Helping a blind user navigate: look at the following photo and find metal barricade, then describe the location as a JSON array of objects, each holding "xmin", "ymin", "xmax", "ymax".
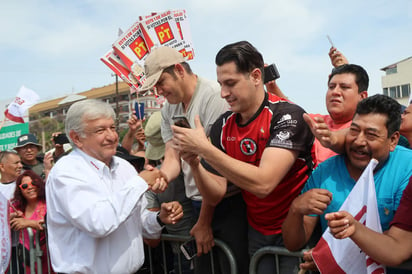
[
  {"xmin": 141, "ymin": 234, "xmax": 238, "ymax": 274},
  {"xmin": 249, "ymin": 245, "xmax": 412, "ymax": 274},
  {"xmin": 8, "ymin": 227, "xmax": 53, "ymax": 274}
]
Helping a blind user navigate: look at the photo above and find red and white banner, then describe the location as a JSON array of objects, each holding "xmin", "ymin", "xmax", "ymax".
[
  {"xmin": 0, "ymin": 193, "xmax": 11, "ymax": 273},
  {"xmin": 312, "ymin": 159, "xmax": 386, "ymax": 274},
  {"xmin": 4, "ymin": 86, "xmax": 40, "ymax": 123}
]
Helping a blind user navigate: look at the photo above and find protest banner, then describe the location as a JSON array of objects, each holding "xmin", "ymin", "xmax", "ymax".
[
  {"xmin": 3, "ymin": 86, "xmax": 40, "ymax": 125},
  {"xmin": 100, "ymin": 49, "xmax": 133, "ymax": 86},
  {"xmin": 140, "ymin": 10, "xmax": 194, "ymax": 60},
  {"xmin": 0, "ymin": 193, "xmax": 11, "ymax": 273},
  {"xmin": 312, "ymin": 159, "xmax": 386, "ymax": 274},
  {"xmin": 173, "ymin": 9, "xmax": 195, "ymax": 59}
]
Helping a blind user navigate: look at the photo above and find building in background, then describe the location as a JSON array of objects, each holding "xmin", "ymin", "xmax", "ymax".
[
  {"xmin": 29, "ymin": 82, "xmax": 162, "ymax": 130},
  {"xmin": 28, "ymin": 82, "xmax": 162, "ymax": 151},
  {"xmin": 381, "ymin": 56, "xmax": 412, "ymax": 106}
]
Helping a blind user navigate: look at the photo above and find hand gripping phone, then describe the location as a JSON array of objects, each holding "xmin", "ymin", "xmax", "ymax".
[
  {"xmin": 172, "ymin": 115, "xmax": 191, "ymax": 128},
  {"xmin": 263, "ymin": 63, "xmax": 280, "ymax": 84}
]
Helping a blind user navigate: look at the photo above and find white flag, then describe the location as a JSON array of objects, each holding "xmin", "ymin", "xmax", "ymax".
[
  {"xmin": 312, "ymin": 159, "xmax": 386, "ymax": 274},
  {"xmin": 4, "ymin": 86, "xmax": 40, "ymax": 123},
  {"xmin": 0, "ymin": 193, "xmax": 11, "ymax": 273}
]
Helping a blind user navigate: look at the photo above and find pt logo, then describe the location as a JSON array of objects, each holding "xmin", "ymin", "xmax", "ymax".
[
  {"xmin": 240, "ymin": 138, "xmax": 257, "ymax": 155},
  {"xmin": 155, "ymin": 22, "xmax": 174, "ymax": 44}
]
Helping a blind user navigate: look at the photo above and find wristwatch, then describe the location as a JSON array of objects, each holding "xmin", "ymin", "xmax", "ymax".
[{"xmin": 156, "ymin": 212, "xmax": 165, "ymax": 227}]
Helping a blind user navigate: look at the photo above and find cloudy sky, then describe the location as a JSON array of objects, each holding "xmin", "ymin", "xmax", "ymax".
[{"xmin": 1, "ymin": 0, "xmax": 411, "ymax": 114}]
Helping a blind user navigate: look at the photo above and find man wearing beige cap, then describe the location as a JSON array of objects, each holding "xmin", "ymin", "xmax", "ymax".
[{"xmin": 140, "ymin": 46, "xmax": 249, "ymax": 274}]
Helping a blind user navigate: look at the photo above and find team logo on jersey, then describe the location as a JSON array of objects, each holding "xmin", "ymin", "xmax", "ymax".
[
  {"xmin": 278, "ymin": 114, "xmax": 292, "ymax": 123},
  {"xmin": 276, "ymin": 130, "xmax": 291, "ymax": 141},
  {"xmin": 240, "ymin": 138, "xmax": 257, "ymax": 155}
]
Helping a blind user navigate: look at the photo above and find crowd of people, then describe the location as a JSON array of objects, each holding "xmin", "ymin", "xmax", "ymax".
[{"xmin": 1, "ymin": 40, "xmax": 412, "ymax": 274}]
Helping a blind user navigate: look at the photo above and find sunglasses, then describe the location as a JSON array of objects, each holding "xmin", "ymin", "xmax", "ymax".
[{"xmin": 19, "ymin": 180, "xmax": 35, "ymax": 190}]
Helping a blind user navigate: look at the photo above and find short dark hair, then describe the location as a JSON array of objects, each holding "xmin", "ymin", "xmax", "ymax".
[
  {"xmin": 163, "ymin": 62, "xmax": 193, "ymax": 79},
  {"xmin": 328, "ymin": 64, "xmax": 369, "ymax": 93},
  {"xmin": 355, "ymin": 94, "xmax": 401, "ymax": 136},
  {"xmin": 215, "ymin": 41, "xmax": 264, "ymax": 74}
]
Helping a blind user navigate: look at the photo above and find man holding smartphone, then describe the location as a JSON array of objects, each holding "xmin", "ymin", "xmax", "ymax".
[
  {"xmin": 139, "ymin": 46, "xmax": 249, "ymax": 274},
  {"xmin": 172, "ymin": 41, "xmax": 315, "ymax": 274}
]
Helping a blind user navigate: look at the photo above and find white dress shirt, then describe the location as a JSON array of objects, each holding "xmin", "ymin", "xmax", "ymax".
[{"xmin": 46, "ymin": 149, "xmax": 162, "ymax": 274}]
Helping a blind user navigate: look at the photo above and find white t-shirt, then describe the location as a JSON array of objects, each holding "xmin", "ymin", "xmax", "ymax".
[
  {"xmin": 161, "ymin": 77, "xmax": 229, "ymax": 200},
  {"xmin": 0, "ymin": 181, "xmax": 16, "ymax": 200}
]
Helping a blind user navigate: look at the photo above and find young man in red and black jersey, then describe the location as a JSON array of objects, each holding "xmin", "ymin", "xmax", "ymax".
[{"xmin": 172, "ymin": 40, "xmax": 315, "ymax": 273}]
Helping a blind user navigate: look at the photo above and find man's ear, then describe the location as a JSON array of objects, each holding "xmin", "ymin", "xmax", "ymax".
[
  {"xmin": 389, "ymin": 131, "xmax": 400, "ymax": 152},
  {"xmin": 250, "ymin": 68, "xmax": 262, "ymax": 85},
  {"xmin": 174, "ymin": 63, "xmax": 185, "ymax": 78},
  {"xmin": 69, "ymin": 130, "xmax": 82, "ymax": 149},
  {"xmin": 359, "ymin": 91, "xmax": 368, "ymax": 100}
]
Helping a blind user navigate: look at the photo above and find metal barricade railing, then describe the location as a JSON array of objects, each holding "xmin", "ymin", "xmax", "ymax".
[
  {"xmin": 141, "ymin": 234, "xmax": 238, "ymax": 274},
  {"xmin": 249, "ymin": 245, "xmax": 412, "ymax": 274},
  {"xmin": 8, "ymin": 226, "xmax": 53, "ymax": 274},
  {"xmin": 249, "ymin": 246, "xmax": 306, "ymax": 274}
]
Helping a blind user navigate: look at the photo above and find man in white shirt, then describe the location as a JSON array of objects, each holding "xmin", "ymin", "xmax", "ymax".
[
  {"xmin": 46, "ymin": 99, "xmax": 183, "ymax": 274},
  {"xmin": 0, "ymin": 150, "xmax": 22, "ymax": 199}
]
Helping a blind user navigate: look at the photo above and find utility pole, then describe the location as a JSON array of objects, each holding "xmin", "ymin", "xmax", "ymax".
[{"xmin": 112, "ymin": 74, "xmax": 120, "ymax": 130}]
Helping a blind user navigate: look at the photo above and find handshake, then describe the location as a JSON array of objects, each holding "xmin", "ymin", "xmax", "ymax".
[{"xmin": 139, "ymin": 167, "xmax": 169, "ymax": 193}]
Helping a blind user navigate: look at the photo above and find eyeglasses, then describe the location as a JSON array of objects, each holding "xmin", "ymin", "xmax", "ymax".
[{"xmin": 19, "ymin": 180, "xmax": 35, "ymax": 190}]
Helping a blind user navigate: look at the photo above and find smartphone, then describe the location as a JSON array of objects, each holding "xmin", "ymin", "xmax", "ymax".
[
  {"xmin": 326, "ymin": 35, "xmax": 334, "ymax": 48},
  {"xmin": 134, "ymin": 101, "xmax": 145, "ymax": 120},
  {"xmin": 263, "ymin": 64, "xmax": 280, "ymax": 84},
  {"xmin": 53, "ymin": 133, "xmax": 70, "ymax": 145},
  {"xmin": 172, "ymin": 115, "xmax": 191, "ymax": 128},
  {"xmin": 180, "ymin": 238, "xmax": 197, "ymax": 260}
]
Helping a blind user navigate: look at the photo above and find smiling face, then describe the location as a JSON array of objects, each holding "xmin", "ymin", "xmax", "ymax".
[
  {"xmin": 326, "ymin": 73, "xmax": 367, "ymax": 124},
  {"xmin": 217, "ymin": 61, "xmax": 263, "ymax": 122},
  {"xmin": 154, "ymin": 69, "xmax": 184, "ymax": 105},
  {"xmin": 19, "ymin": 176, "xmax": 38, "ymax": 202},
  {"xmin": 70, "ymin": 117, "xmax": 118, "ymax": 166},
  {"xmin": 344, "ymin": 113, "xmax": 399, "ymax": 179}
]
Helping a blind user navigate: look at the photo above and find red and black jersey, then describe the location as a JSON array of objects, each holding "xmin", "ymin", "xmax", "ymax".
[{"xmin": 203, "ymin": 92, "xmax": 315, "ymax": 235}]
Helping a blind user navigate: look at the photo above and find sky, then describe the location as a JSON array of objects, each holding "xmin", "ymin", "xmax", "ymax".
[{"xmin": 1, "ymin": 0, "xmax": 411, "ymax": 115}]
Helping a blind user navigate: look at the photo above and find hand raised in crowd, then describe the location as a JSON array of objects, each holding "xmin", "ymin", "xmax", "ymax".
[
  {"xmin": 329, "ymin": 47, "xmax": 349, "ymax": 68},
  {"xmin": 158, "ymin": 201, "xmax": 183, "ymax": 225},
  {"xmin": 139, "ymin": 166, "xmax": 168, "ymax": 193},
  {"xmin": 171, "ymin": 115, "xmax": 209, "ymax": 156},
  {"xmin": 190, "ymin": 217, "xmax": 215, "ymax": 256},
  {"xmin": 303, "ymin": 113, "xmax": 347, "ymax": 154},
  {"xmin": 10, "ymin": 217, "xmax": 44, "ymax": 231},
  {"xmin": 51, "ymin": 132, "xmax": 65, "ymax": 159},
  {"xmin": 43, "ymin": 151, "xmax": 54, "ymax": 174},
  {"xmin": 290, "ymin": 188, "xmax": 332, "ymax": 216},
  {"xmin": 300, "ymin": 249, "xmax": 319, "ymax": 271},
  {"xmin": 325, "ymin": 211, "xmax": 357, "ymax": 239},
  {"xmin": 127, "ymin": 114, "xmax": 143, "ymax": 133}
]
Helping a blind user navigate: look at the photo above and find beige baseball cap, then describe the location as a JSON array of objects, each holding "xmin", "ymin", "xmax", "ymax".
[{"xmin": 139, "ymin": 46, "xmax": 185, "ymax": 92}]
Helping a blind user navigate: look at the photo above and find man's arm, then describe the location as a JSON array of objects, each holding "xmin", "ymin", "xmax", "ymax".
[
  {"xmin": 303, "ymin": 113, "xmax": 347, "ymax": 154},
  {"xmin": 190, "ymin": 202, "xmax": 216, "ymax": 256},
  {"xmin": 326, "ymin": 211, "xmax": 412, "ymax": 266},
  {"xmin": 282, "ymin": 189, "xmax": 332, "ymax": 251},
  {"xmin": 122, "ymin": 114, "xmax": 143, "ymax": 153},
  {"xmin": 159, "ymin": 141, "xmax": 182, "ymax": 183},
  {"xmin": 172, "ymin": 116, "xmax": 299, "ymax": 198},
  {"xmin": 181, "ymin": 152, "xmax": 227, "ymax": 206}
]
